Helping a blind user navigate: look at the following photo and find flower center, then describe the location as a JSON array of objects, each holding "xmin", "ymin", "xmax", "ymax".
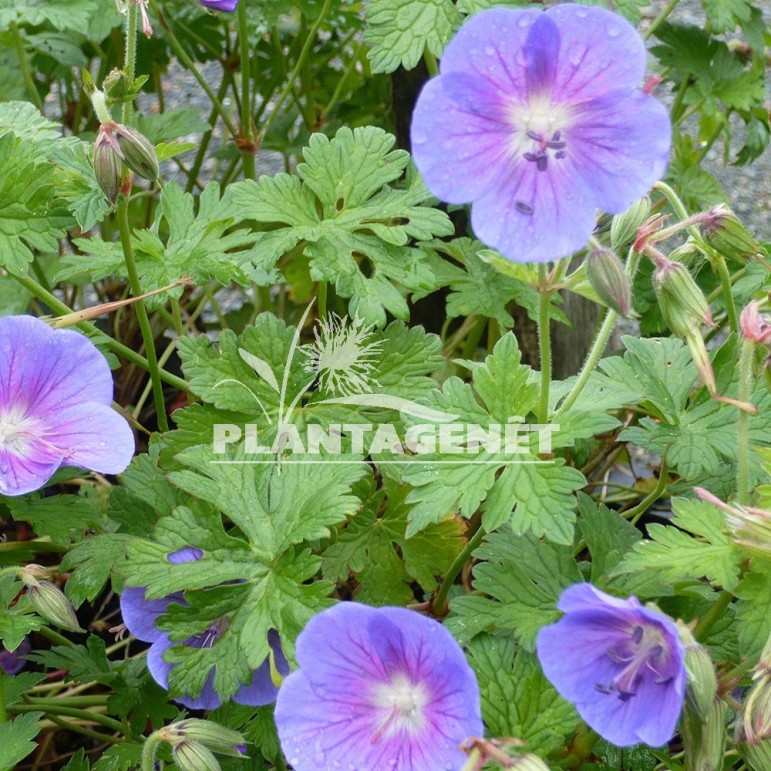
[
  {"xmin": 596, "ymin": 625, "xmax": 672, "ymax": 701},
  {"xmin": 507, "ymin": 98, "xmax": 571, "ymax": 215},
  {"xmin": 188, "ymin": 617, "xmax": 229, "ymax": 649},
  {"xmin": 370, "ymin": 673, "xmax": 429, "ymax": 742},
  {"xmin": 0, "ymin": 406, "xmax": 38, "ymax": 455}
]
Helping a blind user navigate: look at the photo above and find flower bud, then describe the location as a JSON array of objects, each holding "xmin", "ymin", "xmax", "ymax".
[
  {"xmin": 742, "ymin": 674, "xmax": 771, "ymax": 770},
  {"xmin": 113, "ymin": 124, "xmax": 159, "ymax": 182},
  {"xmin": 699, "ymin": 204, "xmax": 761, "ymax": 262},
  {"xmin": 741, "ymin": 301, "xmax": 771, "ymax": 346},
  {"xmin": 173, "ymin": 741, "xmax": 221, "ymax": 771},
  {"xmin": 172, "ymin": 719, "xmax": 245, "ymax": 757},
  {"xmin": 586, "ymin": 247, "xmax": 632, "ymax": 316},
  {"xmin": 653, "ymin": 259, "xmax": 713, "ymax": 337},
  {"xmin": 757, "ymin": 634, "xmax": 771, "ymax": 679},
  {"xmin": 93, "ymin": 126, "xmax": 123, "ymax": 204},
  {"xmin": 20, "ymin": 569, "xmax": 82, "ymax": 633},
  {"xmin": 695, "ymin": 487, "xmax": 770, "ymax": 558},
  {"xmin": 682, "ymin": 698, "xmax": 727, "ymax": 771},
  {"xmin": 684, "ymin": 640, "xmax": 718, "ymax": 721},
  {"xmin": 611, "ymin": 197, "xmax": 650, "ymax": 251}
]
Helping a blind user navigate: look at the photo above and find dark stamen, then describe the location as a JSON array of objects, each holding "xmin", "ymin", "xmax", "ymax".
[
  {"xmin": 545, "ymin": 139, "xmax": 567, "ymax": 150},
  {"xmin": 515, "ymin": 201, "xmax": 534, "ymax": 215},
  {"xmin": 524, "ymin": 152, "xmax": 540, "ymax": 162},
  {"xmin": 536, "ymin": 155, "xmax": 548, "ymax": 172},
  {"xmin": 555, "ymin": 150, "xmax": 566, "ymax": 159},
  {"xmin": 552, "ymin": 131, "xmax": 561, "ymax": 141},
  {"xmin": 526, "ymin": 129, "xmax": 542, "ymax": 142},
  {"xmin": 631, "ymin": 626, "xmax": 644, "ymax": 644},
  {"xmin": 617, "ymin": 690, "xmax": 636, "ymax": 702},
  {"xmin": 595, "ymin": 683, "xmax": 614, "ymax": 694}
]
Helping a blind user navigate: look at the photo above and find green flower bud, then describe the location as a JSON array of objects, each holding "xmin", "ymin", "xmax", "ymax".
[
  {"xmin": 653, "ymin": 259, "xmax": 713, "ymax": 338},
  {"xmin": 586, "ymin": 247, "xmax": 632, "ymax": 317},
  {"xmin": 173, "ymin": 741, "xmax": 221, "ymax": 771},
  {"xmin": 20, "ymin": 569, "xmax": 82, "ymax": 633},
  {"xmin": 172, "ymin": 719, "xmax": 245, "ymax": 757},
  {"xmin": 699, "ymin": 204, "xmax": 762, "ymax": 262},
  {"xmin": 93, "ymin": 126, "xmax": 123, "ymax": 204},
  {"xmin": 611, "ymin": 197, "xmax": 651, "ymax": 251},
  {"xmin": 682, "ymin": 698, "xmax": 728, "ymax": 771},
  {"xmin": 113, "ymin": 124, "xmax": 159, "ymax": 182},
  {"xmin": 684, "ymin": 641, "xmax": 718, "ymax": 721}
]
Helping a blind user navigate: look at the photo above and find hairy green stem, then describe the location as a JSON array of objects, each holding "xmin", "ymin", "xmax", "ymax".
[
  {"xmin": 536, "ymin": 263, "xmax": 552, "ymax": 424},
  {"xmin": 714, "ymin": 254, "xmax": 739, "ymax": 333},
  {"xmin": 237, "ymin": 0, "xmax": 256, "ymax": 180},
  {"xmin": 644, "ymin": 0, "xmax": 681, "ymax": 40},
  {"xmin": 36, "ymin": 626, "xmax": 76, "ymax": 649},
  {"xmin": 148, "ymin": 0, "xmax": 238, "ymax": 137},
  {"xmin": 141, "ymin": 731, "xmax": 163, "ymax": 771},
  {"xmin": 122, "ymin": 0, "xmax": 138, "ymax": 125},
  {"xmin": 45, "ymin": 715, "xmax": 125, "ymax": 746},
  {"xmin": 433, "ymin": 526, "xmax": 486, "ymax": 617},
  {"xmin": 555, "ymin": 249, "xmax": 641, "ymax": 418},
  {"xmin": 737, "ymin": 338, "xmax": 755, "ymax": 505},
  {"xmin": 260, "ymin": 0, "xmax": 332, "ymax": 140},
  {"xmin": 10, "ymin": 23, "xmax": 43, "ymax": 111},
  {"xmin": 317, "ymin": 281, "xmax": 328, "ymax": 322},
  {"xmin": 117, "ymin": 199, "xmax": 169, "ymax": 432}
]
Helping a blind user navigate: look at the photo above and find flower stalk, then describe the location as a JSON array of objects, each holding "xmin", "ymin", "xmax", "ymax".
[{"xmin": 536, "ymin": 263, "xmax": 552, "ymax": 424}]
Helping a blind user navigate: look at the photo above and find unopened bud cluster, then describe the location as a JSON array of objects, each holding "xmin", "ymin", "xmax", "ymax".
[
  {"xmin": 94, "ymin": 121, "xmax": 159, "ymax": 203},
  {"xmin": 150, "ymin": 719, "xmax": 246, "ymax": 771}
]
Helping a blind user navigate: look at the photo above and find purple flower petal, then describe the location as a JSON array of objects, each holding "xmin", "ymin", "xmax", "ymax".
[
  {"xmin": 45, "ymin": 402, "xmax": 135, "ymax": 475},
  {"xmin": 198, "ymin": 0, "xmax": 239, "ymax": 11},
  {"xmin": 120, "ymin": 587, "xmax": 183, "ymax": 643},
  {"xmin": 147, "ymin": 634, "xmax": 223, "ymax": 711},
  {"xmin": 233, "ymin": 630, "xmax": 289, "ymax": 707},
  {"xmin": 167, "ymin": 546, "xmax": 204, "ymax": 564},
  {"xmin": 537, "ymin": 584, "xmax": 686, "ymax": 748},
  {"xmin": 0, "ymin": 637, "xmax": 31, "ymax": 675},
  {"xmin": 410, "ymin": 5, "xmax": 671, "ymax": 263},
  {"xmin": 275, "ymin": 603, "xmax": 483, "ymax": 771},
  {"xmin": 0, "ymin": 316, "xmax": 133, "ymax": 496}
]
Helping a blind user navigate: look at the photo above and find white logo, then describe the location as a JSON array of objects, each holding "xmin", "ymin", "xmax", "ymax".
[{"xmin": 212, "ymin": 301, "xmax": 557, "ymax": 464}]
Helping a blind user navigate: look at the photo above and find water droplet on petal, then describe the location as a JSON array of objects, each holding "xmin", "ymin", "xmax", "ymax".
[
  {"xmin": 607, "ymin": 25, "xmax": 621, "ymax": 38},
  {"xmin": 484, "ymin": 45, "xmax": 495, "ymax": 56},
  {"xmin": 517, "ymin": 17, "xmax": 531, "ymax": 28}
]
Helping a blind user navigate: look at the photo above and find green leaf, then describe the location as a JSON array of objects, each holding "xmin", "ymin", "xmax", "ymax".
[
  {"xmin": 321, "ymin": 477, "xmax": 464, "ymax": 604},
  {"xmin": 422, "ymin": 238, "xmax": 541, "ymax": 327},
  {"xmin": 27, "ymin": 636, "xmax": 115, "ymax": 685},
  {"xmin": 0, "ymin": 133, "xmax": 72, "ymax": 274},
  {"xmin": 448, "ymin": 530, "xmax": 582, "ymax": 649},
  {"xmin": 0, "ymin": 711, "xmax": 43, "ymax": 771},
  {"xmin": 136, "ymin": 107, "xmax": 211, "ymax": 143},
  {"xmin": 734, "ymin": 563, "xmax": 771, "ymax": 658},
  {"xmin": 702, "ymin": 0, "xmax": 753, "ymax": 32},
  {"xmin": 229, "ymin": 127, "xmax": 453, "ymax": 325},
  {"xmin": 61, "ymin": 534, "xmax": 131, "ymax": 607},
  {"xmin": 398, "ymin": 334, "xmax": 585, "ymax": 541},
  {"xmin": 0, "ymin": 0, "xmax": 98, "ymax": 34},
  {"xmin": 6, "ymin": 494, "xmax": 102, "ymax": 546},
  {"xmin": 614, "ymin": 498, "xmax": 742, "ymax": 589},
  {"xmin": 467, "ymin": 634, "xmax": 580, "ymax": 754},
  {"xmin": 0, "ymin": 575, "xmax": 42, "ymax": 648},
  {"xmin": 364, "ymin": 0, "xmax": 461, "ymax": 73}
]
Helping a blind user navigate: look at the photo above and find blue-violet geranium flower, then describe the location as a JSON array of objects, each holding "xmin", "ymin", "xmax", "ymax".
[
  {"xmin": 198, "ymin": 0, "xmax": 239, "ymax": 11},
  {"xmin": 536, "ymin": 583, "xmax": 686, "ymax": 747},
  {"xmin": 0, "ymin": 316, "xmax": 134, "ymax": 496},
  {"xmin": 120, "ymin": 547, "xmax": 288, "ymax": 710},
  {"xmin": 274, "ymin": 602, "xmax": 483, "ymax": 770},
  {"xmin": 410, "ymin": 3, "xmax": 671, "ymax": 263}
]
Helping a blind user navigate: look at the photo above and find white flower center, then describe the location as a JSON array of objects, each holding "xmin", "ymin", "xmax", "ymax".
[
  {"xmin": 371, "ymin": 673, "xmax": 429, "ymax": 741},
  {"xmin": 0, "ymin": 405, "xmax": 37, "ymax": 456}
]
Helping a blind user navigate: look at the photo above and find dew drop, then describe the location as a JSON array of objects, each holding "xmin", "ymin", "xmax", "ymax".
[
  {"xmin": 484, "ymin": 45, "xmax": 495, "ymax": 56},
  {"xmin": 576, "ymin": 8, "xmax": 589, "ymax": 18},
  {"xmin": 517, "ymin": 16, "xmax": 531, "ymax": 28},
  {"xmin": 607, "ymin": 25, "xmax": 621, "ymax": 38}
]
